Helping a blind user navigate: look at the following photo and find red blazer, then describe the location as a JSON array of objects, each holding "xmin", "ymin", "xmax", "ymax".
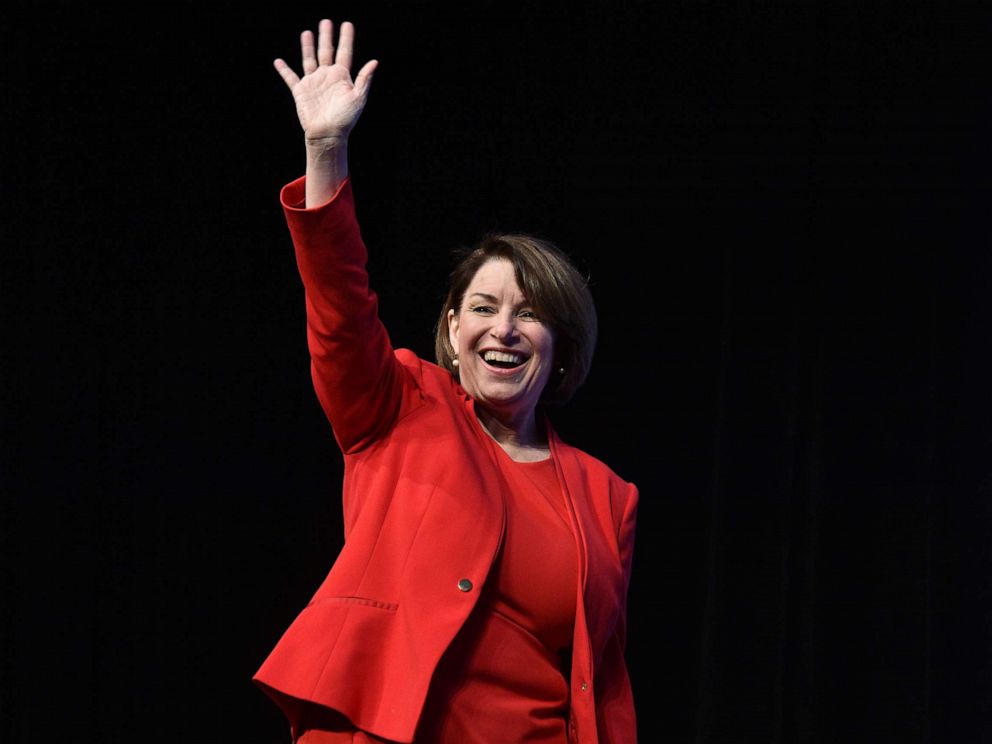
[{"xmin": 253, "ymin": 177, "xmax": 639, "ymax": 744}]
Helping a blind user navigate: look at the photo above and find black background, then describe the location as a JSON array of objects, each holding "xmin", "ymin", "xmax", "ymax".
[{"xmin": 3, "ymin": 2, "xmax": 990, "ymax": 742}]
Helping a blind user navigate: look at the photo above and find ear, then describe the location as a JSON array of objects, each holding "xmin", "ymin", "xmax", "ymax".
[{"xmin": 447, "ymin": 308, "xmax": 459, "ymax": 351}]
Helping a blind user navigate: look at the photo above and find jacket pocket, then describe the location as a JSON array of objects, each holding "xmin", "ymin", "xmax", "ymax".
[{"xmin": 306, "ymin": 595, "xmax": 399, "ymax": 612}]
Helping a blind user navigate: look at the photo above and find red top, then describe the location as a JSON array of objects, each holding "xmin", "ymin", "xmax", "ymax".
[{"xmin": 415, "ymin": 454, "xmax": 578, "ymax": 743}]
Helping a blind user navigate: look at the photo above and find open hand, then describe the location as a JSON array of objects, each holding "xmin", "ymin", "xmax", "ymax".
[{"xmin": 274, "ymin": 19, "xmax": 378, "ymax": 143}]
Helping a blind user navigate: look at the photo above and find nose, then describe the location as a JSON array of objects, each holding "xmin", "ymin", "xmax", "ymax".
[{"xmin": 490, "ymin": 310, "xmax": 518, "ymax": 342}]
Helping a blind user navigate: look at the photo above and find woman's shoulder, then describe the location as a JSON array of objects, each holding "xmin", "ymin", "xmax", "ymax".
[
  {"xmin": 551, "ymin": 432, "xmax": 637, "ymax": 492},
  {"xmin": 393, "ymin": 348, "xmax": 453, "ymax": 387},
  {"xmin": 391, "ymin": 348, "xmax": 468, "ymax": 408},
  {"xmin": 555, "ymin": 439, "xmax": 638, "ymax": 540}
]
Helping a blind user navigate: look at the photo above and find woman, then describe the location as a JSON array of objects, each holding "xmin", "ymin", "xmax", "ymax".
[{"xmin": 253, "ymin": 18, "xmax": 639, "ymax": 744}]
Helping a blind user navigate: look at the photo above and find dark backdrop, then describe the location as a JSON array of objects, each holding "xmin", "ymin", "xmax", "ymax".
[{"xmin": 3, "ymin": 2, "xmax": 990, "ymax": 742}]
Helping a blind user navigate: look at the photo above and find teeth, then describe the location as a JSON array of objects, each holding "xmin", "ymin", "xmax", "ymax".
[{"xmin": 483, "ymin": 350, "xmax": 524, "ymax": 365}]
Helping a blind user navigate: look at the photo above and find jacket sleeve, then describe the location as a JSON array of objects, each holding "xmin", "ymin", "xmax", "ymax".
[
  {"xmin": 596, "ymin": 481, "xmax": 639, "ymax": 743},
  {"xmin": 281, "ymin": 176, "xmax": 407, "ymax": 454}
]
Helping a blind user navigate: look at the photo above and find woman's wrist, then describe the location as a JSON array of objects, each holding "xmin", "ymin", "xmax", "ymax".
[
  {"xmin": 305, "ymin": 132, "xmax": 349, "ymax": 153},
  {"xmin": 304, "ymin": 136, "xmax": 349, "ymax": 207}
]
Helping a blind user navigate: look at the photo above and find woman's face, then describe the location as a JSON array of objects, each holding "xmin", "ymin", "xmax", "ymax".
[{"xmin": 448, "ymin": 258, "xmax": 555, "ymax": 425}]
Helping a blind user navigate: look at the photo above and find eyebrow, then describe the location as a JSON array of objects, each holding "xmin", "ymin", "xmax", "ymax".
[
  {"xmin": 467, "ymin": 293, "xmax": 501, "ymax": 303},
  {"xmin": 468, "ymin": 291, "xmax": 531, "ymax": 301},
  {"xmin": 466, "ymin": 292, "xmax": 533, "ymax": 308}
]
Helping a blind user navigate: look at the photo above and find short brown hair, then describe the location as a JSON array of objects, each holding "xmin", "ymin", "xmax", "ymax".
[{"xmin": 434, "ymin": 233, "xmax": 597, "ymax": 405}]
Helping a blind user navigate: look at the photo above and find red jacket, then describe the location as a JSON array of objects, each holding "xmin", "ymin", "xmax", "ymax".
[{"xmin": 253, "ymin": 177, "xmax": 639, "ymax": 744}]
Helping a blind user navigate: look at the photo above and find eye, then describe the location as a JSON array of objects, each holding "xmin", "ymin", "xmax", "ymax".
[
  {"xmin": 517, "ymin": 309, "xmax": 540, "ymax": 320},
  {"xmin": 469, "ymin": 304, "xmax": 496, "ymax": 314}
]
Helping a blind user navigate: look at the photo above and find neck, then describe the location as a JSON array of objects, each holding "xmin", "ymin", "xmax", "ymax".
[{"xmin": 475, "ymin": 405, "xmax": 549, "ymax": 462}]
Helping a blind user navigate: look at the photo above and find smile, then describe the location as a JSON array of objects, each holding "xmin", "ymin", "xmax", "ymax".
[{"xmin": 480, "ymin": 349, "xmax": 528, "ymax": 369}]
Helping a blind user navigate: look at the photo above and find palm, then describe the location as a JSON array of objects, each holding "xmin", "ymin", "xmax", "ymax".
[
  {"xmin": 274, "ymin": 20, "xmax": 377, "ymax": 141},
  {"xmin": 292, "ymin": 64, "xmax": 364, "ymax": 138}
]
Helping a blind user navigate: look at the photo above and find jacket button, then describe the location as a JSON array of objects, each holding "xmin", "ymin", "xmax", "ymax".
[
  {"xmin": 580, "ymin": 682, "xmax": 588, "ymax": 691},
  {"xmin": 457, "ymin": 578, "xmax": 473, "ymax": 592}
]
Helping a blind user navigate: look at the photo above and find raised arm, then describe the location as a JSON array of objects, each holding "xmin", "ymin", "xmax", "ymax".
[
  {"xmin": 274, "ymin": 19, "xmax": 378, "ymax": 206},
  {"xmin": 271, "ymin": 20, "xmax": 408, "ymax": 453}
]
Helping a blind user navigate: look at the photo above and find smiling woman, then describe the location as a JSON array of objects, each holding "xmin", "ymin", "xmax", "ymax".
[
  {"xmin": 447, "ymin": 256, "xmax": 559, "ymax": 462},
  {"xmin": 435, "ymin": 233, "xmax": 598, "ymax": 406},
  {"xmin": 253, "ymin": 17, "xmax": 639, "ymax": 744},
  {"xmin": 435, "ymin": 234, "xmax": 598, "ymax": 462}
]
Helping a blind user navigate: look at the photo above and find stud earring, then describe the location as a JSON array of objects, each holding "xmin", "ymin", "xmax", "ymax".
[{"xmin": 452, "ymin": 356, "xmax": 459, "ymax": 368}]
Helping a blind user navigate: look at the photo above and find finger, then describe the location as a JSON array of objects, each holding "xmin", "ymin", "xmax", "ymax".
[
  {"xmin": 336, "ymin": 21, "xmax": 355, "ymax": 70},
  {"xmin": 300, "ymin": 29, "xmax": 317, "ymax": 75},
  {"xmin": 353, "ymin": 59, "xmax": 378, "ymax": 99},
  {"xmin": 317, "ymin": 19, "xmax": 334, "ymax": 66},
  {"xmin": 273, "ymin": 58, "xmax": 301, "ymax": 89}
]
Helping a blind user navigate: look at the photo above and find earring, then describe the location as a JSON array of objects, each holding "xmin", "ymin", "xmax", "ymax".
[
  {"xmin": 452, "ymin": 356, "xmax": 459, "ymax": 368},
  {"xmin": 558, "ymin": 366, "xmax": 565, "ymax": 375}
]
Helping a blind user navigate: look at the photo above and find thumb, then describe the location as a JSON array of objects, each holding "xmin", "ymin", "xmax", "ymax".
[{"xmin": 354, "ymin": 59, "xmax": 379, "ymax": 100}]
